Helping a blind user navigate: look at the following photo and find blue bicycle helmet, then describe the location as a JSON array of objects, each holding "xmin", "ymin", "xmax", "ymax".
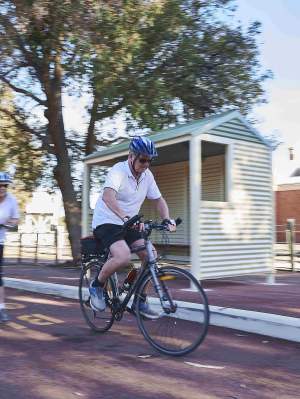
[
  {"xmin": 129, "ymin": 136, "xmax": 158, "ymax": 158},
  {"xmin": 0, "ymin": 172, "xmax": 12, "ymax": 184}
]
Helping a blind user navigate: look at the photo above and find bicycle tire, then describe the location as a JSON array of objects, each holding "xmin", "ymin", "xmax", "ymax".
[
  {"xmin": 79, "ymin": 259, "xmax": 116, "ymax": 332},
  {"xmin": 135, "ymin": 266, "xmax": 210, "ymax": 356}
]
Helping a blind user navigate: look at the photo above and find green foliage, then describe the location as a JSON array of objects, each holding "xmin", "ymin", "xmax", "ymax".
[
  {"xmin": 0, "ymin": 0, "xmax": 272, "ymax": 259},
  {"xmin": 0, "ymin": 0, "xmax": 271, "ymax": 169},
  {"xmin": 0, "ymin": 87, "xmax": 44, "ymax": 210},
  {"xmin": 0, "ymin": 87, "xmax": 44, "ymax": 193},
  {"xmin": 76, "ymin": 0, "xmax": 271, "ymax": 133}
]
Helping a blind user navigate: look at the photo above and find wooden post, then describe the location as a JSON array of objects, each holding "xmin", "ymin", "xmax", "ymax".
[
  {"xmin": 34, "ymin": 233, "xmax": 39, "ymax": 264},
  {"xmin": 287, "ymin": 219, "xmax": 295, "ymax": 271},
  {"xmin": 18, "ymin": 232, "xmax": 22, "ymax": 263},
  {"xmin": 54, "ymin": 226, "xmax": 58, "ymax": 265}
]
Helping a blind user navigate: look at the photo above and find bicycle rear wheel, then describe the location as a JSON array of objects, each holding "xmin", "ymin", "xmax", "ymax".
[
  {"xmin": 136, "ymin": 266, "xmax": 209, "ymax": 356},
  {"xmin": 79, "ymin": 260, "xmax": 116, "ymax": 332}
]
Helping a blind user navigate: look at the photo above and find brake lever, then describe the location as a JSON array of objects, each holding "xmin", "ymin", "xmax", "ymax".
[{"xmin": 175, "ymin": 218, "xmax": 182, "ymax": 226}]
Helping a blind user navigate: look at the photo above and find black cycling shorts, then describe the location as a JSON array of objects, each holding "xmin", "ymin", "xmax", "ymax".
[
  {"xmin": 93, "ymin": 224, "xmax": 143, "ymax": 250},
  {"xmin": 0, "ymin": 244, "xmax": 4, "ymax": 287}
]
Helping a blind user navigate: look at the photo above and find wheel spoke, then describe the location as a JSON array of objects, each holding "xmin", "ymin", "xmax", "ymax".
[
  {"xmin": 79, "ymin": 260, "xmax": 115, "ymax": 332},
  {"xmin": 136, "ymin": 266, "xmax": 209, "ymax": 356}
]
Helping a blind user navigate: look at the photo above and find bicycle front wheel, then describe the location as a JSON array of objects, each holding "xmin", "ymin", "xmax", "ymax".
[
  {"xmin": 136, "ymin": 266, "xmax": 209, "ymax": 356},
  {"xmin": 79, "ymin": 260, "xmax": 116, "ymax": 332}
]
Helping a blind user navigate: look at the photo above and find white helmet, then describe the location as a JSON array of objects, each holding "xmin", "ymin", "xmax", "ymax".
[{"xmin": 0, "ymin": 172, "xmax": 12, "ymax": 184}]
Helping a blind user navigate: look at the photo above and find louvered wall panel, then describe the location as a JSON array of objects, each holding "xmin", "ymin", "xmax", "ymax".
[
  {"xmin": 198, "ymin": 132, "xmax": 273, "ymax": 278},
  {"xmin": 140, "ymin": 161, "xmax": 189, "ymax": 245},
  {"xmin": 202, "ymin": 155, "xmax": 225, "ymax": 201}
]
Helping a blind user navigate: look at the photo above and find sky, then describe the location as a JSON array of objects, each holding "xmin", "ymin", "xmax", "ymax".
[
  {"xmin": 232, "ymin": 0, "xmax": 300, "ymax": 183},
  {"xmin": 63, "ymin": 0, "xmax": 300, "ymax": 186}
]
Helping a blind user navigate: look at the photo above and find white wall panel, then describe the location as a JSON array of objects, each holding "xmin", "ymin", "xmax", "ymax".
[{"xmin": 198, "ymin": 133, "xmax": 273, "ymax": 278}]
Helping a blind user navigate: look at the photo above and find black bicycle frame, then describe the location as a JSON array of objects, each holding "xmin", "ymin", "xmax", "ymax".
[
  {"xmin": 115, "ymin": 264, "xmax": 149, "ymax": 312},
  {"xmin": 113, "ymin": 231, "xmax": 159, "ymax": 312},
  {"xmin": 95, "ymin": 216, "xmax": 179, "ymax": 315},
  {"xmin": 112, "ymin": 255, "xmax": 176, "ymax": 315}
]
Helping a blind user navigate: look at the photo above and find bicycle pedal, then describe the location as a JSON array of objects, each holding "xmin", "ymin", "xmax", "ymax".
[{"xmin": 126, "ymin": 306, "xmax": 136, "ymax": 316}]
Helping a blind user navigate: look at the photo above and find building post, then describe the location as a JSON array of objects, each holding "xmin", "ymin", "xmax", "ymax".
[
  {"xmin": 267, "ymin": 150, "xmax": 276, "ymax": 284},
  {"xmin": 190, "ymin": 136, "xmax": 202, "ymax": 282},
  {"xmin": 82, "ymin": 163, "xmax": 91, "ymax": 237}
]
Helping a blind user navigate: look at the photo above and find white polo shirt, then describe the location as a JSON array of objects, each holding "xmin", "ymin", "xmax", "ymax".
[
  {"xmin": 92, "ymin": 161, "xmax": 161, "ymax": 228},
  {"xmin": 0, "ymin": 193, "xmax": 19, "ymax": 244}
]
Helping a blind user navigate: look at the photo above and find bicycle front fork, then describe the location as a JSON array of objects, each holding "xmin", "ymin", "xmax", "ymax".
[
  {"xmin": 149, "ymin": 264, "xmax": 176, "ymax": 314},
  {"xmin": 145, "ymin": 240, "xmax": 176, "ymax": 313}
]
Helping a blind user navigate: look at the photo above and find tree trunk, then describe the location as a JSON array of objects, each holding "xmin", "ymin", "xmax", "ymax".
[
  {"xmin": 86, "ymin": 97, "xmax": 99, "ymax": 155},
  {"xmin": 45, "ymin": 65, "xmax": 82, "ymax": 262}
]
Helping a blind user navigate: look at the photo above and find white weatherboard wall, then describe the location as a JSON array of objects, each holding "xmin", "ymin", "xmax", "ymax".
[
  {"xmin": 141, "ymin": 161, "xmax": 190, "ymax": 246},
  {"xmin": 198, "ymin": 124, "xmax": 273, "ymax": 279}
]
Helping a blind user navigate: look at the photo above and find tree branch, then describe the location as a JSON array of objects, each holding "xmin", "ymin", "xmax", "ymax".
[
  {"xmin": 96, "ymin": 97, "xmax": 126, "ymax": 120},
  {"xmin": 0, "ymin": 75, "xmax": 46, "ymax": 106},
  {"xmin": 2, "ymin": 64, "xmax": 26, "ymax": 77},
  {"xmin": 0, "ymin": 107, "xmax": 53, "ymax": 153},
  {"xmin": 0, "ymin": 14, "xmax": 48, "ymax": 86}
]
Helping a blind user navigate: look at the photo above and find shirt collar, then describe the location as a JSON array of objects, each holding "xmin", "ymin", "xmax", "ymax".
[{"xmin": 125, "ymin": 160, "xmax": 146, "ymax": 181}]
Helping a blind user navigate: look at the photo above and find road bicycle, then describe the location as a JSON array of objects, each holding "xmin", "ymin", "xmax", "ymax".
[{"xmin": 79, "ymin": 215, "xmax": 210, "ymax": 356}]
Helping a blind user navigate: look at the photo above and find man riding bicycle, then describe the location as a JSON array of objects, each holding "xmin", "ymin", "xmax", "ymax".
[{"xmin": 90, "ymin": 136, "xmax": 176, "ymax": 317}]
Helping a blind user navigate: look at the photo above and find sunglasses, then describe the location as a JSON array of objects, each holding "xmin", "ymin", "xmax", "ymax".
[
  {"xmin": 0, "ymin": 184, "xmax": 8, "ymax": 188},
  {"xmin": 138, "ymin": 157, "xmax": 152, "ymax": 164}
]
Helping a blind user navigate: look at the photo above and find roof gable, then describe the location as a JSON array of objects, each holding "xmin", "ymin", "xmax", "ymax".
[{"xmin": 85, "ymin": 110, "xmax": 270, "ymax": 162}]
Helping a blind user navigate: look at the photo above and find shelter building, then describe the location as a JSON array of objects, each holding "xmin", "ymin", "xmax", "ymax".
[{"xmin": 82, "ymin": 110, "xmax": 273, "ymax": 280}]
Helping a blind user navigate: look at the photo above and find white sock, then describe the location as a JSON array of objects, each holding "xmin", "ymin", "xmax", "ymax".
[{"xmin": 0, "ymin": 303, "xmax": 5, "ymax": 310}]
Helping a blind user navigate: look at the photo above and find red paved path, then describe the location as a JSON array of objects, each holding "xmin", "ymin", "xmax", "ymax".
[
  {"xmin": 3, "ymin": 263, "xmax": 300, "ymax": 317},
  {"xmin": 1, "ymin": 289, "xmax": 299, "ymax": 399}
]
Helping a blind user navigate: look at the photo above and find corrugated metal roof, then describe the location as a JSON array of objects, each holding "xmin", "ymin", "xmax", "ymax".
[{"xmin": 85, "ymin": 109, "xmax": 269, "ymax": 162}]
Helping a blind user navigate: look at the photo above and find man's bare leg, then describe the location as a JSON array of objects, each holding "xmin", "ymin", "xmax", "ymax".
[
  {"xmin": 98, "ymin": 240, "xmax": 131, "ymax": 285},
  {"xmin": 0, "ymin": 286, "xmax": 4, "ymax": 305},
  {"xmin": 131, "ymin": 239, "xmax": 157, "ymax": 266},
  {"xmin": 0, "ymin": 286, "xmax": 9, "ymax": 322},
  {"xmin": 130, "ymin": 239, "xmax": 159, "ymax": 318}
]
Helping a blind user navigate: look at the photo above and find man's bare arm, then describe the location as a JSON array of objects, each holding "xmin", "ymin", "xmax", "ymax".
[
  {"xmin": 152, "ymin": 197, "xmax": 170, "ymax": 220},
  {"xmin": 152, "ymin": 197, "xmax": 176, "ymax": 232},
  {"xmin": 102, "ymin": 188, "xmax": 128, "ymax": 221}
]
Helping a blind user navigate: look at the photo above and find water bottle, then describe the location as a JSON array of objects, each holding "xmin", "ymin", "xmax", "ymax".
[{"xmin": 121, "ymin": 268, "xmax": 138, "ymax": 291}]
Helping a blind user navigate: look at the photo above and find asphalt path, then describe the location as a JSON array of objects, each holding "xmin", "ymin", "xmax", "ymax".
[{"xmin": 0, "ymin": 288, "xmax": 299, "ymax": 399}]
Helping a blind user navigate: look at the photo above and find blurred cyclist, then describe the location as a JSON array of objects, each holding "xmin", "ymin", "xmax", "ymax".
[
  {"xmin": 0, "ymin": 172, "xmax": 19, "ymax": 322},
  {"xmin": 90, "ymin": 136, "xmax": 176, "ymax": 317}
]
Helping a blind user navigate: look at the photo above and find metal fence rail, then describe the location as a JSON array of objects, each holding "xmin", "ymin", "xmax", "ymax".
[
  {"xmin": 3, "ymin": 231, "xmax": 72, "ymax": 264},
  {"xmin": 3, "ymin": 224, "xmax": 300, "ymax": 270},
  {"xmin": 275, "ymin": 221, "xmax": 300, "ymax": 272}
]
